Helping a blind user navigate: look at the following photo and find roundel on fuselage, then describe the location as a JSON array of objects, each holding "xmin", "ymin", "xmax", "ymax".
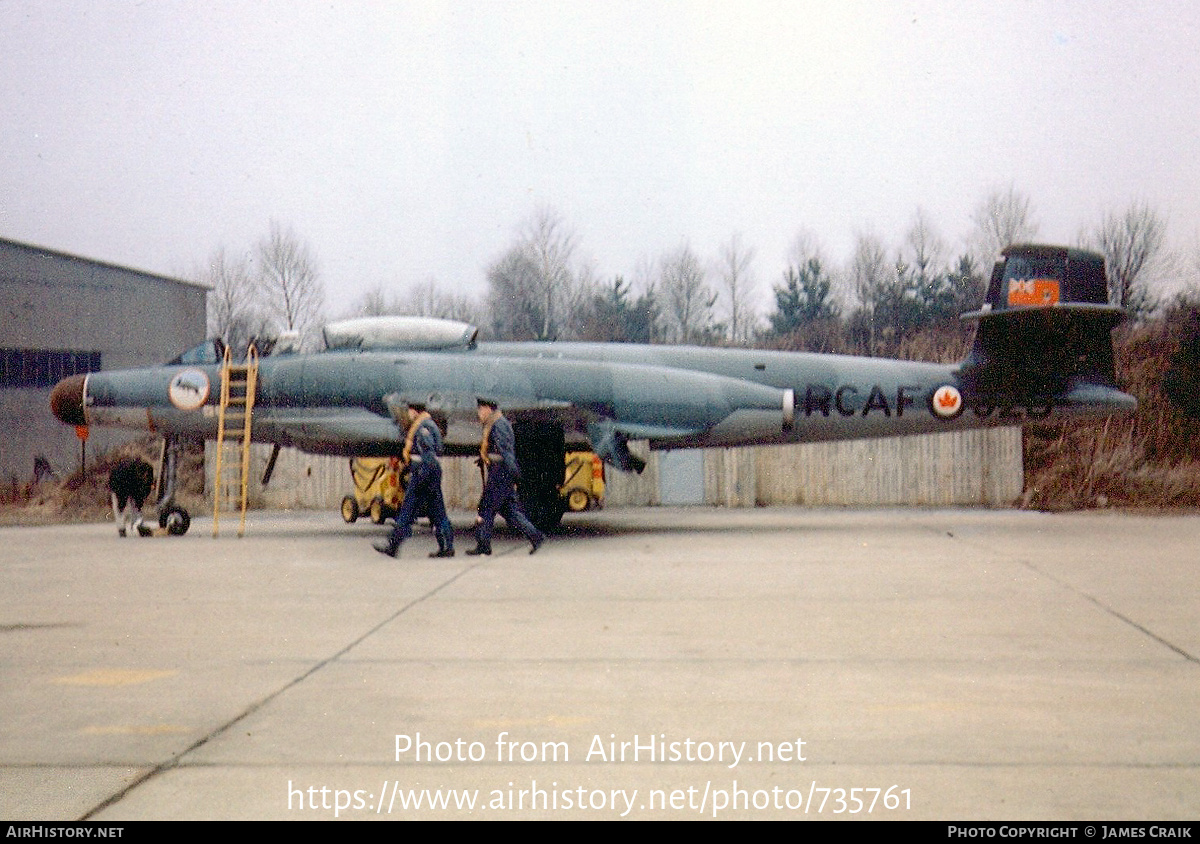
[
  {"xmin": 169, "ymin": 369, "xmax": 210, "ymax": 411},
  {"xmin": 931, "ymin": 385, "xmax": 964, "ymax": 419}
]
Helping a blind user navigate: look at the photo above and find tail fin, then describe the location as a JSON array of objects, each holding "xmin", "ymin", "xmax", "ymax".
[{"xmin": 958, "ymin": 244, "xmax": 1125, "ymax": 402}]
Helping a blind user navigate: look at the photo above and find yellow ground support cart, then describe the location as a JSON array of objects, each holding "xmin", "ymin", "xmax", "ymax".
[
  {"xmin": 341, "ymin": 452, "xmax": 604, "ymax": 523},
  {"xmin": 340, "ymin": 457, "xmax": 403, "ymax": 524},
  {"xmin": 562, "ymin": 451, "xmax": 605, "ymax": 512}
]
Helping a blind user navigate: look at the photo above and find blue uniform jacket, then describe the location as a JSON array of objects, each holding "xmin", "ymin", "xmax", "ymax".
[
  {"xmin": 485, "ymin": 414, "xmax": 521, "ymax": 480},
  {"xmin": 409, "ymin": 416, "xmax": 444, "ymax": 475}
]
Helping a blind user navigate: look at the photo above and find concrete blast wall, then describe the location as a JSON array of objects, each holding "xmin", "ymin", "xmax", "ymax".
[{"xmin": 215, "ymin": 427, "xmax": 1022, "ymax": 512}]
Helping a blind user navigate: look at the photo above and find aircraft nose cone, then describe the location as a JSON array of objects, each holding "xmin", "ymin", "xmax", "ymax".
[{"xmin": 50, "ymin": 374, "xmax": 87, "ymax": 426}]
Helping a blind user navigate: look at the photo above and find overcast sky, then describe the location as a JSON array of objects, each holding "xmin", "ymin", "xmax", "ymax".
[{"xmin": 3, "ymin": 0, "xmax": 1199, "ymax": 319}]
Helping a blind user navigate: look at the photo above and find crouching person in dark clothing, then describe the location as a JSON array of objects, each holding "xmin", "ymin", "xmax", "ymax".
[
  {"xmin": 467, "ymin": 397, "xmax": 544, "ymax": 556},
  {"xmin": 374, "ymin": 402, "xmax": 455, "ymax": 559},
  {"xmin": 108, "ymin": 457, "xmax": 154, "ymax": 537}
]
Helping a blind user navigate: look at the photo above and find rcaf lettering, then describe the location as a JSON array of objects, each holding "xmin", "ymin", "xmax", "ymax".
[
  {"xmin": 835, "ymin": 385, "xmax": 858, "ymax": 416},
  {"xmin": 804, "ymin": 384, "xmax": 833, "ymax": 416},
  {"xmin": 863, "ymin": 385, "xmax": 891, "ymax": 415},
  {"xmin": 802, "ymin": 384, "xmax": 924, "ymax": 418},
  {"xmin": 799, "ymin": 384, "xmax": 1053, "ymax": 420}
]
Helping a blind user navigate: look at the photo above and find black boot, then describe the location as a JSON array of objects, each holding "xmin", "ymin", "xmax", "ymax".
[
  {"xmin": 466, "ymin": 523, "xmax": 490, "ymax": 556},
  {"xmin": 373, "ymin": 538, "xmax": 400, "ymax": 558},
  {"xmin": 430, "ymin": 527, "xmax": 455, "ymax": 558}
]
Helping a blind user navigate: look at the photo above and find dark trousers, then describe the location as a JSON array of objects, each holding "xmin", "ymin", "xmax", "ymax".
[
  {"xmin": 387, "ymin": 463, "xmax": 453, "ymax": 549},
  {"xmin": 475, "ymin": 468, "xmax": 543, "ymax": 550}
]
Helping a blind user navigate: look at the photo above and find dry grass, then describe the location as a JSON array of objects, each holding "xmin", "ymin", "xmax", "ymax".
[
  {"xmin": 0, "ymin": 436, "xmax": 205, "ymax": 526},
  {"xmin": 1023, "ymin": 308, "xmax": 1200, "ymax": 510}
]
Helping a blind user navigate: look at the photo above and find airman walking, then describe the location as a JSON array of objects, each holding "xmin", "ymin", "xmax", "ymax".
[
  {"xmin": 468, "ymin": 398, "xmax": 544, "ymax": 556},
  {"xmin": 373, "ymin": 402, "xmax": 455, "ymax": 558}
]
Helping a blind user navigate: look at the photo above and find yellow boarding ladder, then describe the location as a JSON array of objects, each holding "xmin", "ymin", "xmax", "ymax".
[{"xmin": 212, "ymin": 344, "xmax": 258, "ymax": 536}]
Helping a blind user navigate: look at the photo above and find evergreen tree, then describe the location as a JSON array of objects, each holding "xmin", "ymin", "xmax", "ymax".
[{"xmin": 770, "ymin": 258, "xmax": 838, "ymax": 335}]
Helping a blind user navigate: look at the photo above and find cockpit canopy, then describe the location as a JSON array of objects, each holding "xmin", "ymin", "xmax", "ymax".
[
  {"xmin": 169, "ymin": 338, "xmax": 224, "ymax": 366},
  {"xmin": 322, "ymin": 316, "xmax": 479, "ymax": 351},
  {"xmin": 167, "ymin": 335, "xmax": 280, "ymax": 366},
  {"xmin": 167, "ymin": 317, "xmax": 478, "ymax": 365}
]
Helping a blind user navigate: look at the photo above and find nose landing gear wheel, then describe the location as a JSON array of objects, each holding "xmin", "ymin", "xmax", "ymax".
[{"xmin": 159, "ymin": 506, "xmax": 191, "ymax": 536}]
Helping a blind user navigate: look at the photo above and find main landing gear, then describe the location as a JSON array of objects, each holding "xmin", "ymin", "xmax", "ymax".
[
  {"xmin": 153, "ymin": 435, "xmax": 193, "ymax": 536},
  {"xmin": 514, "ymin": 420, "xmax": 567, "ymax": 533}
]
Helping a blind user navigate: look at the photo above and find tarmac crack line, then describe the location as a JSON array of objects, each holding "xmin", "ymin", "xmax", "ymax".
[
  {"xmin": 928, "ymin": 516, "xmax": 1199, "ymax": 666},
  {"xmin": 78, "ymin": 557, "xmax": 489, "ymax": 821},
  {"xmin": 1017, "ymin": 558, "xmax": 1200, "ymax": 666}
]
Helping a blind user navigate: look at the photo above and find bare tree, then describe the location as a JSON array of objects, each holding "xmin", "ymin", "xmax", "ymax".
[
  {"xmin": 904, "ymin": 207, "xmax": 948, "ymax": 283},
  {"xmin": 902, "ymin": 208, "xmax": 965, "ymax": 322},
  {"xmin": 404, "ymin": 277, "xmax": 483, "ymax": 324},
  {"xmin": 849, "ymin": 231, "xmax": 894, "ymax": 354},
  {"xmin": 659, "ymin": 243, "xmax": 717, "ymax": 344},
  {"xmin": 971, "ymin": 185, "xmax": 1039, "ymax": 261},
  {"xmin": 788, "ymin": 230, "xmax": 827, "ymax": 271},
  {"xmin": 346, "ymin": 277, "xmax": 483, "ymax": 325},
  {"xmin": 850, "ymin": 231, "xmax": 891, "ymax": 301},
  {"xmin": 486, "ymin": 207, "xmax": 583, "ymax": 340},
  {"xmin": 351, "ymin": 282, "xmax": 395, "ymax": 317},
  {"xmin": 524, "ymin": 206, "xmax": 576, "ymax": 338},
  {"xmin": 716, "ymin": 233, "xmax": 757, "ymax": 344},
  {"xmin": 1086, "ymin": 201, "xmax": 1168, "ymax": 313},
  {"xmin": 256, "ymin": 220, "xmax": 325, "ymax": 348},
  {"xmin": 487, "ymin": 244, "xmax": 546, "ymax": 340},
  {"xmin": 202, "ymin": 246, "xmax": 268, "ymax": 353},
  {"xmin": 405, "ymin": 278, "xmax": 445, "ymax": 318}
]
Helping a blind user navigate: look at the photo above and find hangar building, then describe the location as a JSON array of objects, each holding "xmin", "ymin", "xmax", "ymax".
[{"xmin": 0, "ymin": 237, "xmax": 208, "ymax": 484}]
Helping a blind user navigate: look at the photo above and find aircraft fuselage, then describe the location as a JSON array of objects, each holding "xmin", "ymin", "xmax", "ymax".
[{"xmin": 60, "ymin": 339, "xmax": 1132, "ymax": 461}]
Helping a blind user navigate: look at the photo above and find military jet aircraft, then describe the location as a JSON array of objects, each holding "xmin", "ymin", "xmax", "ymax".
[{"xmin": 51, "ymin": 244, "xmax": 1135, "ymax": 534}]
